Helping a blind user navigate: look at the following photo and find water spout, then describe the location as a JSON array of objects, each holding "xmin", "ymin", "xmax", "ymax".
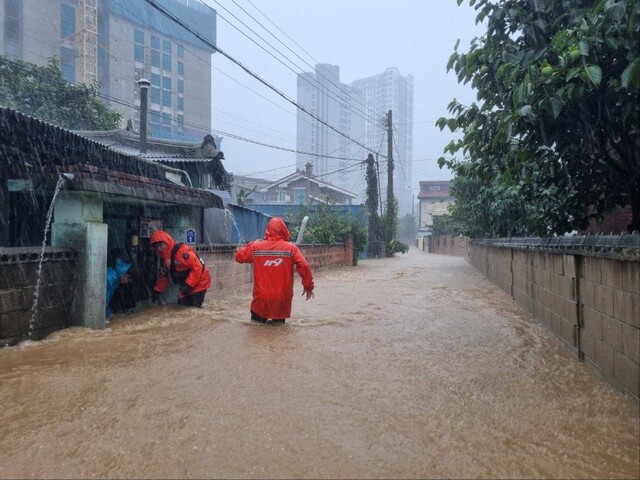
[{"xmin": 30, "ymin": 176, "xmax": 67, "ymax": 335}]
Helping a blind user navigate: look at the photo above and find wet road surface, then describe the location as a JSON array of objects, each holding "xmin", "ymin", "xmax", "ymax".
[{"xmin": 0, "ymin": 248, "xmax": 638, "ymax": 479}]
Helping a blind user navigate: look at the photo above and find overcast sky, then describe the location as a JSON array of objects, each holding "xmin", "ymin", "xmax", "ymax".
[{"xmin": 204, "ymin": 0, "xmax": 484, "ymax": 195}]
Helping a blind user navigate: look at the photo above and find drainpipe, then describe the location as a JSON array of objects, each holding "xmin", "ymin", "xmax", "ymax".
[{"xmin": 137, "ymin": 78, "xmax": 151, "ymax": 154}]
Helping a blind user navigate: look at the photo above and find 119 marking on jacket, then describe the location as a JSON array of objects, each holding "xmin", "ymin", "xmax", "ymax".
[{"xmin": 263, "ymin": 258, "xmax": 283, "ymax": 266}]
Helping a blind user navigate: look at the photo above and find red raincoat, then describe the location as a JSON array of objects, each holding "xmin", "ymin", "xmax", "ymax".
[
  {"xmin": 150, "ymin": 230, "xmax": 211, "ymax": 299},
  {"xmin": 235, "ymin": 218, "xmax": 314, "ymax": 319}
]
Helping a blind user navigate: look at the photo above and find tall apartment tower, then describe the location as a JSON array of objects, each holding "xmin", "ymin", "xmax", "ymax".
[
  {"xmin": 0, "ymin": 0, "xmax": 216, "ymax": 141},
  {"xmin": 296, "ymin": 64, "xmax": 366, "ymax": 198},
  {"xmin": 352, "ymin": 67, "xmax": 414, "ymax": 215}
]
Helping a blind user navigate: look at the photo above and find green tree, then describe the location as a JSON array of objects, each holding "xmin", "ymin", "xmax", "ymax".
[
  {"xmin": 437, "ymin": 0, "xmax": 640, "ymax": 235},
  {"xmin": 0, "ymin": 56, "xmax": 122, "ymax": 130},
  {"xmin": 398, "ymin": 213, "xmax": 418, "ymax": 244},
  {"xmin": 286, "ymin": 202, "xmax": 368, "ymax": 266},
  {"xmin": 446, "ymin": 167, "xmax": 538, "ymax": 237}
]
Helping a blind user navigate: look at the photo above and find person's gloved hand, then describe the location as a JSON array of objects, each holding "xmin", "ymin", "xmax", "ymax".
[
  {"xmin": 180, "ymin": 285, "xmax": 192, "ymax": 297},
  {"xmin": 151, "ymin": 290, "xmax": 162, "ymax": 304}
]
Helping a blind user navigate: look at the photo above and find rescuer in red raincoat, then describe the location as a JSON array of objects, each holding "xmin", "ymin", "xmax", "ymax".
[
  {"xmin": 149, "ymin": 229, "xmax": 212, "ymax": 308},
  {"xmin": 235, "ymin": 217, "xmax": 314, "ymax": 324}
]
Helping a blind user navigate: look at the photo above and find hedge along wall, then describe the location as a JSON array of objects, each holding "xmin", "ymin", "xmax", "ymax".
[
  {"xmin": 468, "ymin": 242, "xmax": 639, "ymax": 399},
  {"xmin": 0, "ymin": 240, "xmax": 354, "ymax": 346}
]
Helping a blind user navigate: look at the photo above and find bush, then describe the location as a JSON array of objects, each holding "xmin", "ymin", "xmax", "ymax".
[{"xmin": 287, "ymin": 202, "xmax": 368, "ymax": 266}]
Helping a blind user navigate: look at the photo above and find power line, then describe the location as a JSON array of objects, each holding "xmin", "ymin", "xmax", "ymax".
[
  {"xmin": 212, "ymin": 0, "xmax": 380, "ymax": 125},
  {"xmin": 143, "ymin": 0, "xmax": 383, "ymax": 159}
]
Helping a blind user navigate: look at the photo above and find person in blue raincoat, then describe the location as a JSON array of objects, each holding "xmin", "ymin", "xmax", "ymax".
[{"xmin": 106, "ymin": 256, "xmax": 132, "ymax": 319}]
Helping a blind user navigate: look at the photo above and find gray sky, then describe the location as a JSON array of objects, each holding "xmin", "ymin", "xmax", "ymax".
[{"xmin": 205, "ymin": 0, "xmax": 484, "ymax": 195}]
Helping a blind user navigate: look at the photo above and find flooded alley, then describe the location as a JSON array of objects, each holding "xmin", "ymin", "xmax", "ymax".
[{"xmin": 0, "ymin": 248, "xmax": 638, "ymax": 479}]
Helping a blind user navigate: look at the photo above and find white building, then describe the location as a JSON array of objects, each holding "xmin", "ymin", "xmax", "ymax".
[
  {"xmin": 295, "ymin": 64, "xmax": 414, "ymax": 213},
  {"xmin": 296, "ymin": 64, "xmax": 367, "ymax": 201},
  {"xmin": 0, "ymin": 0, "xmax": 216, "ymax": 141},
  {"xmin": 351, "ymin": 67, "xmax": 414, "ymax": 216}
]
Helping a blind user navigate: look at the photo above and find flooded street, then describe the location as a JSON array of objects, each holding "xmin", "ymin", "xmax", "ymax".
[{"xmin": 1, "ymin": 248, "xmax": 638, "ymax": 479}]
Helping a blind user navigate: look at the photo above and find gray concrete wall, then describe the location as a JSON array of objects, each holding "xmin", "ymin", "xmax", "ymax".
[{"xmin": 468, "ymin": 243, "xmax": 639, "ymax": 399}]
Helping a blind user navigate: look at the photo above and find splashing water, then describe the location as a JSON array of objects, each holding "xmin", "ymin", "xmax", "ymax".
[
  {"xmin": 224, "ymin": 209, "xmax": 245, "ymax": 244},
  {"xmin": 30, "ymin": 176, "xmax": 67, "ymax": 335}
]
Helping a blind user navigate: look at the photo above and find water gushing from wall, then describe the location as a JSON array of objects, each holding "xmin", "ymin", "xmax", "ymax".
[
  {"xmin": 224, "ymin": 209, "xmax": 245, "ymax": 244},
  {"xmin": 29, "ymin": 176, "xmax": 68, "ymax": 334}
]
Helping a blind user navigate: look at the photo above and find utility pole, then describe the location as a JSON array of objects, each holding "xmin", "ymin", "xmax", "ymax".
[{"xmin": 386, "ymin": 110, "xmax": 394, "ymax": 204}]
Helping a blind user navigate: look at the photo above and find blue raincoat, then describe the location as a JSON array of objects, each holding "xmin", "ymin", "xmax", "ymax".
[{"xmin": 106, "ymin": 257, "xmax": 131, "ymax": 319}]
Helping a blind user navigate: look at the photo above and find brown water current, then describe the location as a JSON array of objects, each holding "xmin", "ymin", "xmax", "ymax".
[{"xmin": 1, "ymin": 248, "xmax": 638, "ymax": 479}]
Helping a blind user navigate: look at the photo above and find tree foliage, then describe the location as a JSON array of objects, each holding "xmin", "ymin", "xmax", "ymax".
[
  {"xmin": 0, "ymin": 56, "xmax": 122, "ymax": 130},
  {"xmin": 364, "ymin": 154, "xmax": 408, "ymax": 256},
  {"xmin": 398, "ymin": 213, "xmax": 419, "ymax": 244},
  {"xmin": 437, "ymin": 0, "xmax": 640, "ymax": 236},
  {"xmin": 286, "ymin": 202, "xmax": 368, "ymax": 266}
]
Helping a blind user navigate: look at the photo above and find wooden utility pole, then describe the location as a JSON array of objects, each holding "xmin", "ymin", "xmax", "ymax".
[{"xmin": 386, "ymin": 110, "xmax": 394, "ymax": 204}]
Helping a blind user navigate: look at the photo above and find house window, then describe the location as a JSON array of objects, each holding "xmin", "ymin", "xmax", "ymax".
[
  {"xmin": 151, "ymin": 50, "xmax": 160, "ymax": 68},
  {"xmin": 134, "ymin": 44, "xmax": 144, "ymax": 63},
  {"xmin": 60, "ymin": 4, "xmax": 75, "ymax": 39},
  {"xmin": 277, "ymin": 190, "xmax": 287, "ymax": 202},
  {"xmin": 4, "ymin": 0, "xmax": 22, "ymax": 55},
  {"xmin": 60, "ymin": 46, "xmax": 75, "ymax": 82},
  {"xmin": 429, "ymin": 185, "xmax": 441, "ymax": 191},
  {"xmin": 293, "ymin": 188, "xmax": 306, "ymax": 205},
  {"xmin": 162, "ymin": 53, "xmax": 172, "ymax": 71}
]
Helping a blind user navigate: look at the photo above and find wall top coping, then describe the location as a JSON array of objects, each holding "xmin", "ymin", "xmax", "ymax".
[{"xmin": 472, "ymin": 234, "xmax": 640, "ymax": 261}]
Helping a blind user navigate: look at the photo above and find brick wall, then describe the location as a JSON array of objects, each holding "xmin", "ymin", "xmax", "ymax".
[
  {"xmin": 469, "ymin": 243, "xmax": 639, "ymax": 399},
  {"xmin": 199, "ymin": 239, "xmax": 353, "ymax": 299},
  {"xmin": 0, "ymin": 248, "xmax": 78, "ymax": 346},
  {"xmin": 0, "ymin": 240, "xmax": 353, "ymax": 345}
]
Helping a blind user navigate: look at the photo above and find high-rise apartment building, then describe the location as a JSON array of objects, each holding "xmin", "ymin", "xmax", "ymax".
[
  {"xmin": 352, "ymin": 67, "xmax": 414, "ymax": 216},
  {"xmin": 296, "ymin": 64, "xmax": 414, "ymax": 212},
  {"xmin": 296, "ymin": 64, "xmax": 366, "ymax": 198},
  {"xmin": 1, "ymin": 0, "xmax": 216, "ymax": 141}
]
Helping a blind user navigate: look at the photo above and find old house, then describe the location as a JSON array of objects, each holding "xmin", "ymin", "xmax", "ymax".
[
  {"xmin": 0, "ymin": 107, "xmax": 224, "ymax": 335},
  {"xmin": 261, "ymin": 163, "xmax": 357, "ymax": 206},
  {"xmin": 417, "ymin": 180, "xmax": 453, "ymax": 230}
]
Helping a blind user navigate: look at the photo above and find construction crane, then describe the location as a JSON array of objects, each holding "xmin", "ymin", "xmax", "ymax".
[{"xmin": 77, "ymin": 0, "xmax": 98, "ymax": 84}]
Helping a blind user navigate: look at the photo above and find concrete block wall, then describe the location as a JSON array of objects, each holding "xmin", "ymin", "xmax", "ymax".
[
  {"xmin": 579, "ymin": 257, "xmax": 639, "ymax": 398},
  {"xmin": 433, "ymin": 236, "xmax": 469, "ymax": 257},
  {"xmin": 0, "ymin": 249, "xmax": 77, "ymax": 346},
  {"xmin": 469, "ymin": 243, "xmax": 639, "ymax": 399}
]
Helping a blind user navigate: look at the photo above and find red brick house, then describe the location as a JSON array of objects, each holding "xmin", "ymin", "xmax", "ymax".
[{"xmin": 261, "ymin": 163, "xmax": 357, "ymax": 205}]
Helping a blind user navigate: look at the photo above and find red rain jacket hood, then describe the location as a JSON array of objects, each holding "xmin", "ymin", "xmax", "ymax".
[
  {"xmin": 150, "ymin": 229, "xmax": 211, "ymax": 297},
  {"xmin": 149, "ymin": 229, "xmax": 176, "ymax": 260},
  {"xmin": 264, "ymin": 217, "xmax": 291, "ymax": 241}
]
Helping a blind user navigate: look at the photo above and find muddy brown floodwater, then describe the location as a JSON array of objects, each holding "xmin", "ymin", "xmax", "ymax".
[{"xmin": 0, "ymin": 248, "xmax": 638, "ymax": 479}]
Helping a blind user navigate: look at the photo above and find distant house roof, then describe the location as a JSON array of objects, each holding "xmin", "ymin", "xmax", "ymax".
[
  {"xmin": 417, "ymin": 180, "xmax": 452, "ymax": 200},
  {"xmin": 262, "ymin": 170, "xmax": 357, "ymax": 199},
  {"xmin": 75, "ymin": 129, "xmax": 223, "ymax": 167}
]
